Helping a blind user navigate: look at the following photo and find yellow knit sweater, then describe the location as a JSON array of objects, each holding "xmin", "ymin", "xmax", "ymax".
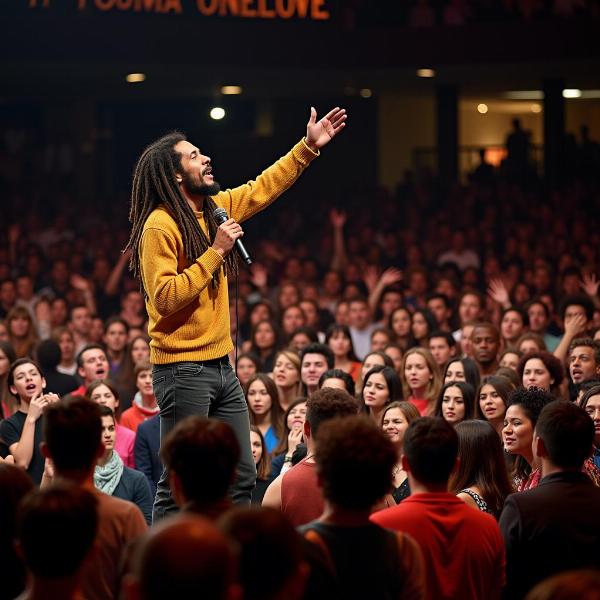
[{"xmin": 140, "ymin": 139, "xmax": 318, "ymax": 364}]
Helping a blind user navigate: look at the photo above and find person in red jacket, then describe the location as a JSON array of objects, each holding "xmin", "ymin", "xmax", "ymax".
[
  {"xmin": 371, "ymin": 416, "xmax": 505, "ymax": 600},
  {"xmin": 120, "ymin": 362, "xmax": 159, "ymax": 433}
]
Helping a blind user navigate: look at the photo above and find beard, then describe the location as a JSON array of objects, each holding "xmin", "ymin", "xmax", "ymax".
[{"xmin": 181, "ymin": 171, "xmax": 221, "ymax": 197}]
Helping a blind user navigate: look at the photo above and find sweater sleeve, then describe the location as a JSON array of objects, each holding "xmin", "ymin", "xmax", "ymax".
[
  {"xmin": 224, "ymin": 139, "xmax": 318, "ymax": 224},
  {"xmin": 140, "ymin": 227, "xmax": 224, "ymax": 317}
]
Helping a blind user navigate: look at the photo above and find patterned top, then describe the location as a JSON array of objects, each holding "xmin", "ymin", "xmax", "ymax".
[
  {"xmin": 515, "ymin": 458, "xmax": 600, "ymax": 492},
  {"xmin": 459, "ymin": 488, "xmax": 494, "ymax": 515}
]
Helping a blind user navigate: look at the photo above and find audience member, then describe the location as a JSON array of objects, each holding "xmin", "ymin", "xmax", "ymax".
[
  {"xmin": 475, "ymin": 375, "xmax": 514, "ymax": 436},
  {"xmin": 433, "ymin": 380, "xmax": 475, "ymax": 426},
  {"xmin": 125, "ymin": 515, "xmax": 239, "ymax": 600},
  {"xmin": 244, "ymin": 373, "xmax": 284, "ymax": 453},
  {"xmin": 41, "ymin": 396, "xmax": 147, "ymax": 600},
  {"xmin": 300, "ymin": 343, "xmax": 334, "ymax": 396},
  {"xmin": 35, "ymin": 339, "xmax": 78, "ymax": 396},
  {"xmin": 401, "ymin": 347, "xmax": 441, "ymax": 416},
  {"xmin": 0, "ymin": 358, "xmax": 59, "ymax": 483},
  {"xmin": 220, "ymin": 507, "xmax": 310, "ymax": 600},
  {"xmin": 360, "ymin": 365, "xmax": 402, "ymax": 423},
  {"xmin": 120, "ymin": 362, "xmax": 159, "ymax": 433},
  {"xmin": 249, "ymin": 426, "xmax": 272, "ymax": 504},
  {"xmin": 73, "ymin": 344, "xmax": 110, "ymax": 396},
  {"xmin": 0, "ymin": 463, "xmax": 35, "ymax": 600},
  {"xmin": 371, "ymin": 417, "xmax": 505, "ymax": 600},
  {"xmin": 160, "ymin": 416, "xmax": 240, "ymax": 520},
  {"xmin": 449, "ymin": 419, "xmax": 512, "ymax": 517},
  {"xmin": 87, "ymin": 379, "xmax": 136, "ymax": 467},
  {"xmin": 134, "ymin": 413, "xmax": 161, "ymax": 498},
  {"xmin": 381, "ymin": 400, "xmax": 420, "ymax": 503},
  {"xmin": 301, "ymin": 416, "xmax": 426, "ymax": 600},
  {"xmin": 94, "ymin": 406, "xmax": 153, "ymax": 524},
  {"xmin": 262, "ymin": 387, "xmax": 357, "ymax": 525},
  {"xmin": 16, "ymin": 482, "xmax": 98, "ymax": 600},
  {"xmin": 500, "ymin": 401, "xmax": 600, "ymax": 598}
]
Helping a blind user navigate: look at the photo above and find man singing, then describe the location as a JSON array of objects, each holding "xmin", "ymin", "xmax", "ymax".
[{"xmin": 125, "ymin": 106, "xmax": 347, "ymax": 520}]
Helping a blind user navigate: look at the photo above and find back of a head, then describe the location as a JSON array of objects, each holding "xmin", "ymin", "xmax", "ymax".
[
  {"xmin": 305, "ymin": 387, "xmax": 358, "ymax": 438},
  {"xmin": 161, "ymin": 416, "xmax": 240, "ymax": 505},
  {"xmin": 219, "ymin": 507, "xmax": 305, "ymax": 600},
  {"xmin": 316, "ymin": 415, "xmax": 396, "ymax": 510},
  {"xmin": 44, "ymin": 396, "xmax": 102, "ymax": 474},
  {"xmin": 36, "ymin": 339, "xmax": 62, "ymax": 370},
  {"xmin": 136, "ymin": 515, "xmax": 236, "ymax": 600},
  {"xmin": 403, "ymin": 417, "xmax": 458, "ymax": 486},
  {"xmin": 0, "ymin": 463, "xmax": 35, "ymax": 546},
  {"xmin": 526, "ymin": 569, "xmax": 600, "ymax": 600},
  {"xmin": 535, "ymin": 400, "xmax": 595, "ymax": 471},
  {"xmin": 18, "ymin": 482, "xmax": 98, "ymax": 579}
]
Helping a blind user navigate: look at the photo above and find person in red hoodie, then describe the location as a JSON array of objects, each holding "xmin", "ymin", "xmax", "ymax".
[{"xmin": 120, "ymin": 362, "xmax": 159, "ymax": 433}]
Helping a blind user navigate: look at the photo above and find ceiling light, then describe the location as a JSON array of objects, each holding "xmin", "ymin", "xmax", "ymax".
[
  {"xmin": 359, "ymin": 88, "xmax": 372, "ymax": 98},
  {"xmin": 221, "ymin": 85, "xmax": 242, "ymax": 95},
  {"xmin": 530, "ymin": 103, "xmax": 542, "ymax": 113},
  {"xmin": 210, "ymin": 107, "xmax": 226, "ymax": 120},
  {"xmin": 126, "ymin": 73, "xmax": 146, "ymax": 83},
  {"xmin": 503, "ymin": 90, "xmax": 543, "ymax": 100},
  {"xmin": 562, "ymin": 89, "xmax": 582, "ymax": 98},
  {"xmin": 417, "ymin": 68, "xmax": 436, "ymax": 78},
  {"xmin": 477, "ymin": 103, "xmax": 488, "ymax": 114}
]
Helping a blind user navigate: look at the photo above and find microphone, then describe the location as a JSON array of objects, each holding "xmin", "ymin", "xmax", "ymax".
[{"xmin": 213, "ymin": 207, "xmax": 252, "ymax": 265}]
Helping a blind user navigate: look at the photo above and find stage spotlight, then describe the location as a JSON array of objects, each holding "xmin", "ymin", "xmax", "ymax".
[
  {"xmin": 126, "ymin": 73, "xmax": 146, "ymax": 83},
  {"xmin": 221, "ymin": 86, "xmax": 242, "ymax": 95},
  {"xmin": 562, "ymin": 89, "xmax": 582, "ymax": 98},
  {"xmin": 417, "ymin": 68, "xmax": 436, "ymax": 78},
  {"xmin": 210, "ymin": 107, "xmax": 226, "ymax": 120}
]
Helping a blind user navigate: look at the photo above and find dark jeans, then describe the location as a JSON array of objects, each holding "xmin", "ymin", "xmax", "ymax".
[{"xmin": 151, "ymin": 357, "xmax": 256, "ymax": 522}]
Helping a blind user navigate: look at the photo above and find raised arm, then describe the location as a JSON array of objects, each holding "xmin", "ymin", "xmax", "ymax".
[{"xmin": 226, "ymin": 106, "xmax": 347, "ymax": 224}]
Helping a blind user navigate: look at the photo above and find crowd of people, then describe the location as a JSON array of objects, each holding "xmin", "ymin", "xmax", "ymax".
[{"xmin": 2, "ymin": 119, "xmax": 600, "ymax": 597}]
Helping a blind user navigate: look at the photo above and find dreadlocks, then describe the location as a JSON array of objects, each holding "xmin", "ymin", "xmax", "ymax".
[{"xmin": 125, "ymin": 131, "xmax": 237, "ymax": 296}]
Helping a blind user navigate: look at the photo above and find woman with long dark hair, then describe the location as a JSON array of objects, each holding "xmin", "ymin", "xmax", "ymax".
[
  {"xmin": 443, "ymin": 356, "xmax": 481, "ymax": 391},
  {"xmin": 475, "ymin": 375, "xmax": 515, "ymax": 436},
  {"xmin": 325, "ymin": 323, "xmax": 361, "ymax": 382},
  {"xmin": 360, "ymin": 365, "xmax": 403, "ymax": 424},
  {"xmin": 449, "ymin": 420, "xmax": 512, "ymax": 518},
  {"xmin": 250, "ymin": 425, "xmax": 272, "ymax": 504},
  {"xmin": 388, "ymin": 307, "xmax": 416, "ymax": 351},
  {"xmin": 411, "ymin": 308, "xmax": 438, "ymax": 348},
  {"xmin": 249, "ymin": 320, "xmax": 281, "ymax": 373},
  {"xmin": 244, "ymin": 373, "xmax": 285, "ymax": 453},
  {"xmin": 434, "ymin": 381, "xmax": 475, "ymax": 426}
]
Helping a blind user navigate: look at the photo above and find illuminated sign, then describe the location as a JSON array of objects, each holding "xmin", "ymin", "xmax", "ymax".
[{"xmin": 27, "ymin": 0, "xmax": 331, "ymax": 19}]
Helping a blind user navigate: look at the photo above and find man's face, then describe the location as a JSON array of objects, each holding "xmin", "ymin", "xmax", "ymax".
[
  {"xmin": 429, "ymin": 336, "xmax": 454, "ymax": 367},
  {"xmin": 569, "ymin": 345, "xmax": 600, "ymax": 384},
  {"xmin": 527, "ymin": 303, "xmax": 547, "ymax": 333},
  {"xmin": 175, "ymin": 140, "xmax": 221, "ymax": 196},
  {"xmin": 471, "ymin": 326, "xmax": 500, "ymax": 367},
  {"xmin": 301, "ymin": 353, "xmax": 328, "ymax": 389},
  {"xmin": 104, "ymin": 323, "xmax": 128, "ymax": 353},
  {"xmin": 78, "ymin": 348, "xmax": 109, "ymax": 384},
  {"xmin": 71, "ymin": 307, "xmax": 92, "ymax": 336},
  {"xmin": 459, "ymin": 294, "xmax": 481, "ymax": 325},
  {"xmin": 427, "ymin": 298, "xmax": 449, "ymax": 327},
  {"xmin": 348, "ymin": 301, "xmax": 370, "ymax": 330}
]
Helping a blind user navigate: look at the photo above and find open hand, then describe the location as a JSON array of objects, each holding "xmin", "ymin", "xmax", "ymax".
[
  {"xmin": 487, "ymin": 278, "xmax": 510, "ymax": 307},
  {"xmin": 580, "ymin": 273, "xmax": 599, "ymax": 298},
  {"xmin": 306, "ymin": 106, "xmax": 347, "ymax": 151}
]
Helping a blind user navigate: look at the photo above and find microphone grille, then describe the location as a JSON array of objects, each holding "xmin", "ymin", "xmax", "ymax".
[{"xmin": 213, "ymin": 207, "xmax": 228, "ymax": 224}]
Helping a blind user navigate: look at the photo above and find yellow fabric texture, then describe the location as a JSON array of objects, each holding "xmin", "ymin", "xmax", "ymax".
[{"xmin": 140, "ymin": 139, "xmax": 318, "ymax": 364}]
